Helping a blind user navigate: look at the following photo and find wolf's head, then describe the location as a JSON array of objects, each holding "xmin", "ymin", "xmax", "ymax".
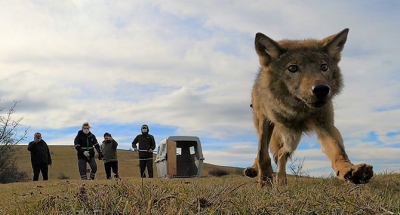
[{"xmin": 254, "ymin": 29, "xmax": 348, "ymax": 109}]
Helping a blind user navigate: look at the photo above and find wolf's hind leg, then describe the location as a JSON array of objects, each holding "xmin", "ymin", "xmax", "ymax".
[
  {"xmin": 270, "ymin": 129, "xmax": 300, "ymax": 185},
  {"xmin": 276, "ymin": 151, "xmax": 291, "ymax": 185}
]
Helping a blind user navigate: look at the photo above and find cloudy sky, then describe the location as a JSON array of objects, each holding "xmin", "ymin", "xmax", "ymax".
[{"xmin": 1, "ymin": 0, "xmax": 399, "ymax": 177}]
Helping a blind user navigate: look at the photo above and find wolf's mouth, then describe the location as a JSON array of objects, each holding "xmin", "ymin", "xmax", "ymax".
[
  {"xmin": 295, "ymin": 97, "xmax": 327, "ymax": 108},
  {"xmin": 311, "ymin": 100, "xmax": 327, "ymax": 108}
]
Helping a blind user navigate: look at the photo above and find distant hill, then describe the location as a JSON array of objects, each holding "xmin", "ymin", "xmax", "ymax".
[{"xmin": 14, "ymin": 145, "xmax": 244, "ymax": 180}]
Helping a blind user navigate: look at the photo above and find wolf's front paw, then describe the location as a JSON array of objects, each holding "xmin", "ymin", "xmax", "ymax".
[
  {"xmin": 244, "ymin": 167, "xmax": 258, "ymax": 178},
  {"xmin": 340, "ymin": 163, "xmax": 373, "ymax": 184}
]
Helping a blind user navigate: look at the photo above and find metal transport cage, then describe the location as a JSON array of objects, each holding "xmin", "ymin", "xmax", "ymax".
[{"xmin": 155, "ymin": 136, "xmax": 205, "ymax": 178}]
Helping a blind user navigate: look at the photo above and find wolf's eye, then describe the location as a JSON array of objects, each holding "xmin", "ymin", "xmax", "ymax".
[
  {"xmin": 321, "ymin": 64, "xmax": 328, "ymax": 71},
  {"xmin": 288, "ymin": 65, "xmax": 298, "ymax": 73}
]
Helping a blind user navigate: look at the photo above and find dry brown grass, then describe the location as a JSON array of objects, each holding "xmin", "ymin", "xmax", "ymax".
[
  {"xmin": 1, "ymin": 173, "xmax": 400, "ymax": 214},
  {"xmin": 4, "ymin": 146, "xmax": 400, "ymax": 214}
]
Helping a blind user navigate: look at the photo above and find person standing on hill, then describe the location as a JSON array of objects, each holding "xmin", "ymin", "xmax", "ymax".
[
  {"xmin": 27, "ymin": 132, "xmax": 52, "ymax": 181},
  {"xmin": 74, "ymin": 122, "xmax": 103, "ymax": 180},
  {"xmin": 132, "ymin": 124, "xmax": 156, "ymax": 178},
  {"xmin": 101, "ymin": 132, "xmax": 120, "ymax": 179}
]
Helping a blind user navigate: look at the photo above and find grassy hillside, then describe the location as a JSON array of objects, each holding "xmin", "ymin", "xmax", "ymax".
[
  {"xmin": 3, "ymin": 145, "xmax": 400, "ymax": 214},
  {"xmin": 14, "ymin": 145, "xmax": 243, "ymax": 180},
  {"xmin": 1, "ymin": 172, "xmax": 400, "ymax": 214}
]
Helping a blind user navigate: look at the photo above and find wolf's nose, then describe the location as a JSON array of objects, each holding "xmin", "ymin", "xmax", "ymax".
[{"xmin": 312, "ymin": 85, "xmax": 330, "ymax": 98}]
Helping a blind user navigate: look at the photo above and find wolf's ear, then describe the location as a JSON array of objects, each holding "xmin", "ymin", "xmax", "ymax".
[
  {"xmin": 255, "ymin": 33, "xmax": 282, "ymax": 66},
  {"xmin": 322, "ymin": 28, "xmax": 349, "ymax": 62}
]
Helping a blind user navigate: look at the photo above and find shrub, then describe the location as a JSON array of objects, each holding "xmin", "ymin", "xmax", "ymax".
[
  {"xmin": 208, "ymin": 169, "xmax": 229, "ymax": 177},
  {"xmin": 0, "ymin": 101, "xmax": 29, "ymax": 184}
]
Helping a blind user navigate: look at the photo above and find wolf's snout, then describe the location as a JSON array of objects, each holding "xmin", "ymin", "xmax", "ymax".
[{"xmin": 312, "ymin": 85, "xmax": 330, "ymax": 98}]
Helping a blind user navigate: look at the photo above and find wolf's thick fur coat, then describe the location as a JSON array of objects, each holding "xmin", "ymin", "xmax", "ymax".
[{"xmin": 245, "ymin": 28, "xmax": 373, "ymax": 186}]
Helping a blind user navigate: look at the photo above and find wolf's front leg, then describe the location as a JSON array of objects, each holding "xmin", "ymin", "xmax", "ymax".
[
  {"xmin": 257, "ymin": 150, "xmax": 274, "ymax": 187},
  {"xmin": 257, "ymin": 120, "xmax": 275, "ymax": 187},
  {"xmin": 316, "ymin": 126, "xmax": 373, "ymax": 184},
  {"xmin": 244, "ymin": 158, "xmax": 258, "ymax": 178},
  {"xmin": 244, "ymin": 140, "xmax": 274, "ymax": 187},
  {"xmin": 244, "ymin": 118, "xmax": 275, "ymax": 187}
]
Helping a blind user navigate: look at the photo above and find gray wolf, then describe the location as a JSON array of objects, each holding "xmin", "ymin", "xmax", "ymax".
[{"xmin": 244, "ymin": 28, "xmax": 373, "ymax": 186}]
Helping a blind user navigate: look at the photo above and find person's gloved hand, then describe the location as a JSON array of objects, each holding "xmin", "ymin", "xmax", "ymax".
[
  {"xmin": 83, "ymin": 151, "xmax": 90, "ymax": 157},
  {"xmin": 98, "ymin": 152, "xmax": 104, "ymax": 160},
  {"xmin": 133, "ymin": 148, "xmax": 138, "ymax": 152}
]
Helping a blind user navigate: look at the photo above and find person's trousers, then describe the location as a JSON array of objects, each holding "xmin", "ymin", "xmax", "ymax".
[
  {"xmin": 78, "ymin": 158, "xmax": 97, "ymax": 180},
  {"xmin": 139, "ymin": 158, "xmax": 153, "ymax": 178},
  {"xmin": 32, "ymin": 162, "xmax": 49, "ymax": 181},
  {"xmin": 104, "ymin": 161, "xmax": 119, "ymax": 179}
]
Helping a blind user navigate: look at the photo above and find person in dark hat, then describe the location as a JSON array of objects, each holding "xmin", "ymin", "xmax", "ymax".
[
  {"xmin": 101, "ymin": 132, "xmax": 119, "ymax": 179},
  {"xmin": 132, "ymin": 124, "xmax": 156, "ymax": 178}
]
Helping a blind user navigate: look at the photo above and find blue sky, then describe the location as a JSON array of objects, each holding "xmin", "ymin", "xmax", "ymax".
[{"xmin": 1, "ymin": 0, "xmax": 399, "ymax": 177}]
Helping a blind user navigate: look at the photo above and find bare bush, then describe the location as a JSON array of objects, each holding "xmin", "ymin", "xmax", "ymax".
[
  {"xmin": 288, "ymin": 157, "xmax": 309, "ymax": 178},
  {"xmin": 0, "ymin": 101, "xmax": 29, "ymax": 183}
]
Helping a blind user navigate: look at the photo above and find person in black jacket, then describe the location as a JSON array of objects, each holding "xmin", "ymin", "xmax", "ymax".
[
  {"xmin": 27, "ymin": 132, "xmax": 52, "ymax": 181},
  {"xmin": 132, "ymin": 124, "xmax": 156, "ymax": 178},
  {"xmin": 74, "ymin": 122, "xmax": 103, "ymax": 180}
]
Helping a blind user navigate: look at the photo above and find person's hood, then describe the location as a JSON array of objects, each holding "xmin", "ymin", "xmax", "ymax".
[{"xmin": 141, "ymin": 124, "xmax": 149, "ymax": 135}]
